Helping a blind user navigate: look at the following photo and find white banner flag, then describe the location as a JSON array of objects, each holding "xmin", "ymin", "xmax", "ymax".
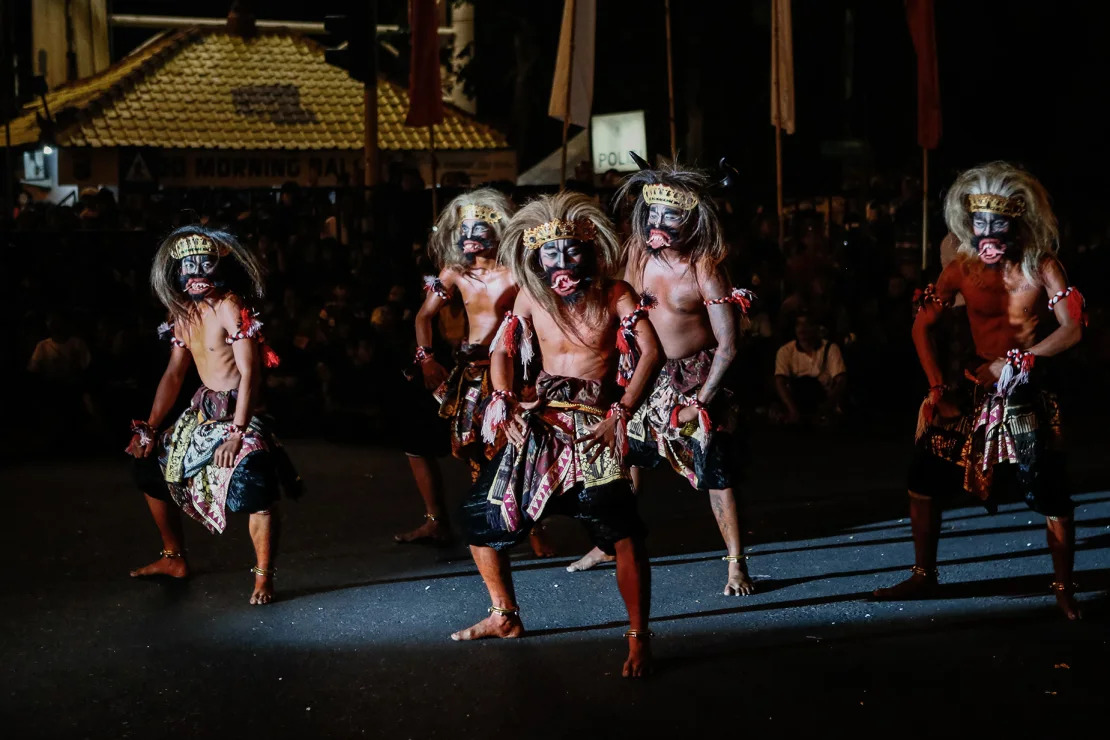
[{"xmin": 548, "ymin": 0, "xmax": 596, "ymax": 128}]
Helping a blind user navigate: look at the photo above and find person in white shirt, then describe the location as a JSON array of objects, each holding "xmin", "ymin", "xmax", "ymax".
[{"xmin": 773, "ymin": 313, "xmax": 847, "ymax": 424}]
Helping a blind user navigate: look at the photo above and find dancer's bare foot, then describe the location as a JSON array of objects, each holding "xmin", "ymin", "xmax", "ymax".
[
  {"xmin": 394, "ymin": 515, "xmax": 451, "ymax": 545},
  {"xmin": 450, "ymin": 609, "xmax": 524, "ymax": 641},
  {"xmin": 566, "ymin": 546, "xmax": 614, "ymax": 572},
  {"xmin": 1053, "ymin": 584, "xmax": 1082, "ymax": 621},
  {"xmin": 529, "ymin": 525, "xmax": 556, "ymax": 558},
  {"xmin": 724, "ymin": 558, "xmax": 755, "ymax": 596},
  {"xmin": 249, "ymin": 567, "xmax": 275, "ymax": 605},
  {"xmin": 622, "ymin": 634, "xmax": 653, "ymax": 679},
  {"xmin": 129, "ymin": 550, "xmax": 188, "ymax": 579},
  {"xmin": 872, "ymin": 567, "xmax": 938, "ymax": 600}
]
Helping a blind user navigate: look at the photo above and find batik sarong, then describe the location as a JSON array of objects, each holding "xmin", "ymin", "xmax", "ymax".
[
  {"xmin": 626, "ymin": 348, "xmax": 738, "ymax": 490},
  {"xmin": 463, "ymin": 372, "xmax": 643, "ymax": 554}
]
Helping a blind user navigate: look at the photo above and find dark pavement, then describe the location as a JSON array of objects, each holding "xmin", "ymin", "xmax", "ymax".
[{"xmin": 2, "ymin": 418, "xmax": 1108, "ymax": 737}]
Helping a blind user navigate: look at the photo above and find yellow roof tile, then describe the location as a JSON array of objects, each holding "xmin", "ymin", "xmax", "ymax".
[{"xmin": 7, "ymin": 27, "xmax": 507, "ymax": 152}]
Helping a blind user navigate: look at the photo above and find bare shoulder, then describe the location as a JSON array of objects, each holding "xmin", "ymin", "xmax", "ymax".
[
  {"xmin": 695, "ymin": 256, "xmax": 730, "ymax": 294},
  {"xmin": 1038, "ymin": 254, "xmax": 1068, "ymax": 292},
  {"xmin": 215, "ymin": 293, "xmax": 246, "ymax": 329},
  {"xmin": 609, "ymin": 279, "xmax": 638, "ymax": 315},
  {"xmin": 439, "ymin": 267, "xmax": 460, "ymax": 288},
  {"xmin": 936, "ymin": 258, "xmax": 965, "ymax": 296}
]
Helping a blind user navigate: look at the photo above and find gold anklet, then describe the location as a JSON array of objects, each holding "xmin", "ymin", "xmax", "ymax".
[
  {"xmin": 1050, "ymin": 581, "xmax": 1077, "ymax": 593},
  {"xmin": 424, "ymin": 513, "xmax": 440, "ymax": 522},
  {"xmin": 623, "ymin": 629, "xmax": 654, "ymax": 640},
  {"xmin": 159, "ymin": 549, "xmax": 184, "ymax": 559},
  {"xmin": 910, "ymin": 565, "xmax": 938, "ymax": 578},
  {"xmin": 721, "ymin": 555, "xmax": 747, "ymax": 563},
  {"xmin": 488, "ymin": 605, "xmax": 520, "ymax": 617},
  {"xmin": 250, "ymin": 566, "xmax": 276, "ymax": 578}
]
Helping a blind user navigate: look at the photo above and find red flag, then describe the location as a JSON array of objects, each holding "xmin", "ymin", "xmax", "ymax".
[
  {"xmin": 405, "ymin": 0, "xmax": 444, "ymax": 127},
  {"xmin": 906, "ymin": 0, "xmax": 941, "ymax": 149}
]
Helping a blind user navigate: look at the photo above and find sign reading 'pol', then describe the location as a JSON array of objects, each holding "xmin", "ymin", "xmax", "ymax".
[{"xmin": 590, "ymin": 111, "xmax": 647, "ymax": 173}]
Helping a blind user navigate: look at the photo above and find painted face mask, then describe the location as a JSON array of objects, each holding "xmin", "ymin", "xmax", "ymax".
[
  {"xmin": 970, "ymin": 211, "xmax": 1015, "ymax": 265},
  {"xmin": 177, "ymin": 253, "xmax": 223, "ymax": 301},
  {"xmin": 646, "ymin": 203, "xmax": 687, "ymax": 251},
  {"xmin": 539, "ymin": 238, "xmax": 594, "ymax": 302},
  {"xmin": 458, "ymin": 218, "xmax": 495, "ymax": 262}
]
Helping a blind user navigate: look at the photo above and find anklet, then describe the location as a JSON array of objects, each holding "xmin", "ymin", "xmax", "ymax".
[
  {"xmin": 424, "ymin": 513, "xmax": 440, "ymax": 522},
  {"xmin": 910, "ymin": 565, "xmax": 938, "ymax": 578},
  {"xmin": 250, "ymin": 566, "xmax": 276, "ymax": 578},
  {"xmin": 721, "ymin": 555, "xmax": 747, "ymax": 563},
  {"xmin": 488, "ymin": 605, "xmax": 520, "ymax": 617},
  {"xmin": 1050, "ymin": 581, "xmax": 1077, "ymax": 593},
  {"xmin": 623, "ymin": 629, "xmax": 654, "ymax": 640},
  {"xmin": 159, "ymin": 549, "xmax": 184, "ymax": 559}
]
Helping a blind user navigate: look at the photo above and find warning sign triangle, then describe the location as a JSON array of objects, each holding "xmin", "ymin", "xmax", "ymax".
[{"xmin": 125, "ymin": 152, "xmax": 153, "ymax": 182}]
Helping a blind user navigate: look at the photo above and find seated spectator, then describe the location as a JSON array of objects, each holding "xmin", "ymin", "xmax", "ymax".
[{"xmin": 773, "ymin": 314, "xmax": 847, "ymax": 425}]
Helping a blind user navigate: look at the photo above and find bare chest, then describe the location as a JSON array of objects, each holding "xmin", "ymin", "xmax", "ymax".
[
  {"xmin": 641, "ymin": 260, "xmax": 703, "ymax": 314},
  {"xmin": 459, "ymin": 274, "xmax": 516, "ymax": 317},
  {"xmin": 960, "ymin": 265, "xmax": 1043, "ymax": 323}
]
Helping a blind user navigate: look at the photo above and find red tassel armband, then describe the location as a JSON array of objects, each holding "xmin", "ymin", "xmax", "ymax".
[
  {"xmin": 912, "ymin": 284, "xmax": 951, "ymax": 314},
  {"xmin": 490, "ymin": 312, "xmax": 536, "ymax": 380},
  {"xmin": 225, "ymin": 308, "xmax": 280, "ymax": 368},
  {"xmin": 997, "ymin": 348, "xmax": 1035, "ymax": 396},
  {"xmin": 1048, "ymin": 287, "xmax": 1087, "ymax": 326},
  {"xmin": 704, "ymin": 288, "xmax": 755, "ymax": 314},
  {"xmin": 423, "ymin": 275, "xmax": 452, "ymax": 301},
  {"xmin": 616, "ymin": 293, "xmax": 658, "ymax": 387}
]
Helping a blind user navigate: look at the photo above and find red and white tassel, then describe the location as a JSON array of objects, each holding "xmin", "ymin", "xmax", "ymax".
[
  {"xmin": 490, "ymin": 312, "xmax": 535, "ymax": 380},
  {"xmin": 670, "ymin": 397, "xmax": 712, "ymax": 437},
  {"xmin": 423, "ymin": 275, "xmax": 451, "ymax": 301},
  {"xmin": 226, "ymin": 308, "xmax": 264, "ymax": 344},
  {"xmin": 481, "ymin": 390, "xmax": 515, "ymax": 444},
  {"xmin": 263, "ymin": 345, "xmax": 281, "ymax": 368},
  {"xmin": 997, "ymin": 349, "xmax": 1035, "ymax": 396},
  {"xmin": 704, "ymin": 287, "xmax": 755, "ymax": 314},
  {"xmin": 607, "ymin": 403, "xmax": 629, "ymax": 461}
]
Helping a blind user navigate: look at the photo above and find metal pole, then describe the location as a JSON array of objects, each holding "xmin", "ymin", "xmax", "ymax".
[
  {"xmin": 429, "ymin": 124, "xmax": 438, "ymax": 220},
  {"xmin": 364, "ymin": 85, "xmax": 377, "ymax": 187},
  {"xmin": 559, "ymin": 0, "xmax": 577, "ymax": 190},
  {"xmin": 921, "ymin": 146, "xmax": 929, "ymax": 271},
  {"xmin": 773, "ymin": 2, "xmax": 784, "ymax": 252},
  {"xmin": 664, "ymin": 0, "xmax": 676, "ymax": 161}
]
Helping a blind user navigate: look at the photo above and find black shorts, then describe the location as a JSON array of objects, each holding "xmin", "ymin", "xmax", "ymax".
[
  {"xmin": 462, "ymin": 453, "xmax": 645, "ymax": 555},
  {"xmin": 132, "ymin": 453, "xmax": 279, "ymax": 514},
  {"xmin": 395, "ymin": 373, "xmax": 451, "ymax": 458}
]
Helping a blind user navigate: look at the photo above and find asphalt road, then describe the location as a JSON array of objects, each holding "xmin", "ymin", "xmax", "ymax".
[{"xmin": 2, "ymin": 420, "xmax": 1107, "ymax": 737}]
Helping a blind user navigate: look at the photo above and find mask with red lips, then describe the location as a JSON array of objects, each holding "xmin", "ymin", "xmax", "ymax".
[
  {"xmin": 177, "ymin": 253, "xmax": 225, "ymax": 301},
  {"xmin": 457, "ymin": 218, "xmax": 495, "ymax": 264},
  {"xmin": 539, "ymin": 238, "xmax": 594, "ymax": 303},
  {"xmin": 970, "ymin": 210, "xmax": 1016, "ymax": 266},
  {"xmin": 645, "ymin": 203, "xmax": 688, "ymax": 251}
]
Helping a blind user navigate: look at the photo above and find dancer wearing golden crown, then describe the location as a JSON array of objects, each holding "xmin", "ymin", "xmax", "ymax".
[
  {"xmin": 450, "ymin": 192, "xmax": 661, "ymax": 678},
  {"xmin": 873, "ymin": 162, "xmax": 1085, "ymax": 619},
  {"xmin": 394, "ymin": 189, "xmax": 553, "ymax": 556},
  {"xmin": 127, "ymin": 225, "xmax": 300, "ymax": 605},
  {"xmin": 566, "ymin": 163, "xmax": 757, "ymax": 597}
]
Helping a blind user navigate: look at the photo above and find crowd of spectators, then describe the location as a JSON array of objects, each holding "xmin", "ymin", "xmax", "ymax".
[{"xmin": 5, "ymin": 169, "xmax": 1108, "ymax": 460}]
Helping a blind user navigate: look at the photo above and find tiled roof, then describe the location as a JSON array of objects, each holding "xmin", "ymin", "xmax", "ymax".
[{"xmin": 8, "ymin": 27, "xmax": 507, "ymax": 152}]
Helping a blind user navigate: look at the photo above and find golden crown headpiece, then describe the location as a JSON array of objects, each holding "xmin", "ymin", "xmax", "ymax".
[
  {"xmin": 642, "ymin": 183, "xmax": 699, "ymax": 211},
  {"xmin": 966, "ymin": 193, "xmax": 1026, "ymax": 219},
  {"xmin": 457, "ymin": 203, "xmax": 504, "ymax": 224},
  {"xmin": 170, "ymin": 234, "xmax": 230, "ymax": 259},
  {"xmin": 523, "ymin": 218, "xmax": 598, "ymax": 250}
]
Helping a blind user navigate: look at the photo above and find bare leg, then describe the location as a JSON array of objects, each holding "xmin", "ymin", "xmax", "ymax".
[
  {"xmin": 451, "ymin": 545, "xmax": 525, "ymax": 640},
  {"xmin": 709, "ymin": 488, "xmax": 754, "ymax": 595},
  {"xmin": 528, "ymin": 522, "xmax": 556, "ymax": 558},
  {"xmin": 568, "ymin": 467, "xmax": 642, "ymax": 573},
  {"xmin": 248, "ymin": 506, "xmax": 279, "ymax": 605},
  {"xmin": 395, "ymin": 455, "xmax": 451, "ymax": 543},
  {"xmin": 130, "ymin": 494, "xmax": 189, "ymax": 578},
  {"xmin": 872, "ymin": 492, "xmax": 941, "ymax": 599},
  {"xmin": 1046, "ymin": 516, "xmax": 1081, "ymax": 620},
  {"xmin": 613, "ymin": 537, "xmax": 652, "ymax": 678}
]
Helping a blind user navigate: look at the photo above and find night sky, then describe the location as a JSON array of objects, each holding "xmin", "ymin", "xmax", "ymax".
[{"xmin": 106, "ymin": 1, "xmax": 1110, "ymax": 227}]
